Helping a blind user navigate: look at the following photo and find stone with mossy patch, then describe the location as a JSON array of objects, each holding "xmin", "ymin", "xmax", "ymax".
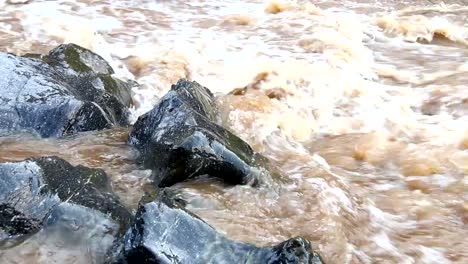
[
  {"xmin": 129, "ymin": 79, "xmax": 273, "ymax": 187},
  {"xmin": 0, "ymin": 156, "xmax": 132, "ymax": 243},
  {"xmin": 45, "ymin": 43, "xmax": 114, "ymax": 75},
  {"xmin": 0, "ymin": 44, "xmax": 133, "ymax": 137}
]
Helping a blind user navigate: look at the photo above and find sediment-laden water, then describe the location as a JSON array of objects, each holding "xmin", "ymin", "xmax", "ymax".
[{"xmin": 0, "ymin": 0, "xmax": 467, "ymax": 263}]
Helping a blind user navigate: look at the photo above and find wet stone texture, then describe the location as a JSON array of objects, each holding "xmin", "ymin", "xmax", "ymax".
[
  {"xmin": 0, "ymin": 156, "xmax": 132, "ymax": 243},
  {"xmin": 0, "ymin": 43, "xmax": 133, "ymax": 138},
  {"xmin": 116, "ymin": 189, "xmax": 324, "ymax": 264},
  {"xmin": 129, "ymin": 79, "xmax": 267, "ymax": 187}
]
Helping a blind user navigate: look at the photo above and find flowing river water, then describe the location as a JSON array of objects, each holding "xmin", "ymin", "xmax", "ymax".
[{"xmin": 1, "ymin": 0, "xmax": 467, "ymax": 263}]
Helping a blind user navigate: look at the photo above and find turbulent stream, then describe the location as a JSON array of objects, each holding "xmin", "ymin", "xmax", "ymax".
[{"xmin": 1, "ymin": 0, "xmax": 467, "ymax": 263}]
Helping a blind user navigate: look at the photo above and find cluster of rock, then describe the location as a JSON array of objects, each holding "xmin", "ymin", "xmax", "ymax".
[{"xmin": 0, "ymin": 44, "xmax": 324, "ymax": 263}]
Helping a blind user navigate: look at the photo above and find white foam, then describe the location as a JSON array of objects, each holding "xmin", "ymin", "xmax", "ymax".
[{"xmin": 418, "ymin": 246, "xmax": 450, "ymax": 264}]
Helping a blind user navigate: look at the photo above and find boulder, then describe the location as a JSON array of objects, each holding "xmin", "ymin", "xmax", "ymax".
[
  {"xmin": 0, "ymin": 202, "xmax": 121, "ymax": 263},
  {"xmin": 0, "ymin": 43, "xmax": 132, "ymax": 138},
  {"xmin": 116, "ymin": 190, "xmax": 324, "ymax": 263},
  {"xmin": 129, "ymin": 79, "xmax": 265, "ymax": 187},
  {"xmin": 0, "ymin": 156, "xmax": 132, "ymax": 242}
]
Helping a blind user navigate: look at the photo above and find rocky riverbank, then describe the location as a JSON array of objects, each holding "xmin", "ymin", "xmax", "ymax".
[{"xmin": 0, "ymin": 44, "xmax": 324, "ymax": 263}]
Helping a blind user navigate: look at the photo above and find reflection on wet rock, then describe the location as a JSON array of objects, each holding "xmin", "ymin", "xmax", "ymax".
[
  {"xmin": 0, "ymin": 156, "xmax": 131, "ymax": 243},
  {"xmin": 1, "ymin": 0, "xmax": 467, "ymax": 262},
  {"xmin": 116, "ymin": 190, "xmax": 324, "ymax": 264},
  {"xmin": 1, "ymin": 202, "xmax": 120, "ymax": 263},
  {"xmin": 0, "ymin": 44, "xmax": 133, "ymax": 138},
  {"xmin": 129, "ymin": 79, "xmax": 267, "ymax": 187}
]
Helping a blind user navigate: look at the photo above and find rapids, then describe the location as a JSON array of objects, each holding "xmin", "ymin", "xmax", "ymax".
[{"xmin": 0, "ymin": 0, "xmax": 467, "ymax": 263}]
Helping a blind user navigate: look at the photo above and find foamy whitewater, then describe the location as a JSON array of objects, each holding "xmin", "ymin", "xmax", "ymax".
[{"xmin": 0, "ymin": 0, "xmax": 467, "ymax": 263}]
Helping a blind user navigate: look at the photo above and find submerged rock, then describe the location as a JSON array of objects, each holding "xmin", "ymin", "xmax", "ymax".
[
  {"xmin": 0, "ymin": 156, "xmax": 131, "ymax": 242},
  {"xmin": 116, "ymin": 190, "xmax": 324, "ymax": 264},
  {"xmin": 0, "ymin": 43, "xmax": 132, "ymax": 138},
  {"xmin": 1, "ymin": 202, "xmax": 121, "ymax": 263},
  {"xmin": 129, "ymin": 79, "xmax": 265, "ymax": 187}
]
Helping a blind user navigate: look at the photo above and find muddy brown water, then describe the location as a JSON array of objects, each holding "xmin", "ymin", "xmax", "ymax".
[{"xmin": 1, "ymin": 0, "xmax": 467, "ymax": 263}]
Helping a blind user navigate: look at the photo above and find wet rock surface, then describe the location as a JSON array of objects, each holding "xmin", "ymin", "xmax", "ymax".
[
  {"xmin": 0, "ymin": 48, "xmax": 324, "ymax": 262},
  {"xmin": 0, "ymin": 156, "xmax": 132, "ymax": 242},
  {"xmin": 129, "ymin": 79, "xmax": 265, "ymax": 187},
  {"xmin": 1, "ymin": 202, "xmax": 121, "ymax": 263},
  {"xmin": 116, "ymin": 190, "xmax": 324, "ymax": 264},
  {"xmin": 0, "ymin": 44, "xmax": 132, "ymax": 138}
]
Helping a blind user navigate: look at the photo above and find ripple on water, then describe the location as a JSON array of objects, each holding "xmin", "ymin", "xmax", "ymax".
[{"xmin": 0, "ymin": 0, "xmax": 468, "ymax": 263}]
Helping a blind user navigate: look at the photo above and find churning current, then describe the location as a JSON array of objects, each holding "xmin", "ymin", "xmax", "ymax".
[{"xmin": 0, "ymin": 0, "xmax": 467, "ymax": 263}]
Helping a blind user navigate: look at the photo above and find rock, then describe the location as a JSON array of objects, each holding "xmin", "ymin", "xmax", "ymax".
[
  {"xmin": 46, "ymin": 43, "xmax": 114, "ymax": 76},
  {"xmin": 229, "ymin": 87, "xmax": 248, "ymax": 95},
  {"xmin": 116, "ymin": 190, "xmax": 324, "ymax": 264},
  {"xmin": 45, "ymin": 44, "xmax": 133, "ymax": 107},
  {"xmin": 265, "ymin": 87, "xmax": 287, "ymax": 100},
  {"xmin": 0, "ymin": 44, "xmax": 132, "ymax": 138},
  {"xmin": 0, "ymin": 156, "xmax": 132, "ymax": 241},
  {"xmin": 129, "ymin": 79, "xmax": 265, "ymax": 187},
  {"xmin": 1, "ymin": 202, "xmax": 121, "ymax": 263}
]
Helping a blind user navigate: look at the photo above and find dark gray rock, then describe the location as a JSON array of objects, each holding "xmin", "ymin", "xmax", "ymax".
[
  {"xmin": 45, "ymin": 44, "xmax": 133, "ymax": 107},
  {"xmin": 116, "ymin": 190, "xmax": 324, "ymax": 264},
  {"xmin": 129, "ymin": 79, "xmax": 266, "ymax": 187},
  {"xmin": 1, "ymin": 202, "xmax": 120, "ymax": 263},
  {"xmin": 0, "ymin": 156, "xmax": 132, "ymax": 242},
  {"xmin": 0, "ymin": 43, "xmax": 132, "ymax": 138},
  {"xmin": 46, "ymin": 43, "xmax": 114, "ymax": 76}
]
